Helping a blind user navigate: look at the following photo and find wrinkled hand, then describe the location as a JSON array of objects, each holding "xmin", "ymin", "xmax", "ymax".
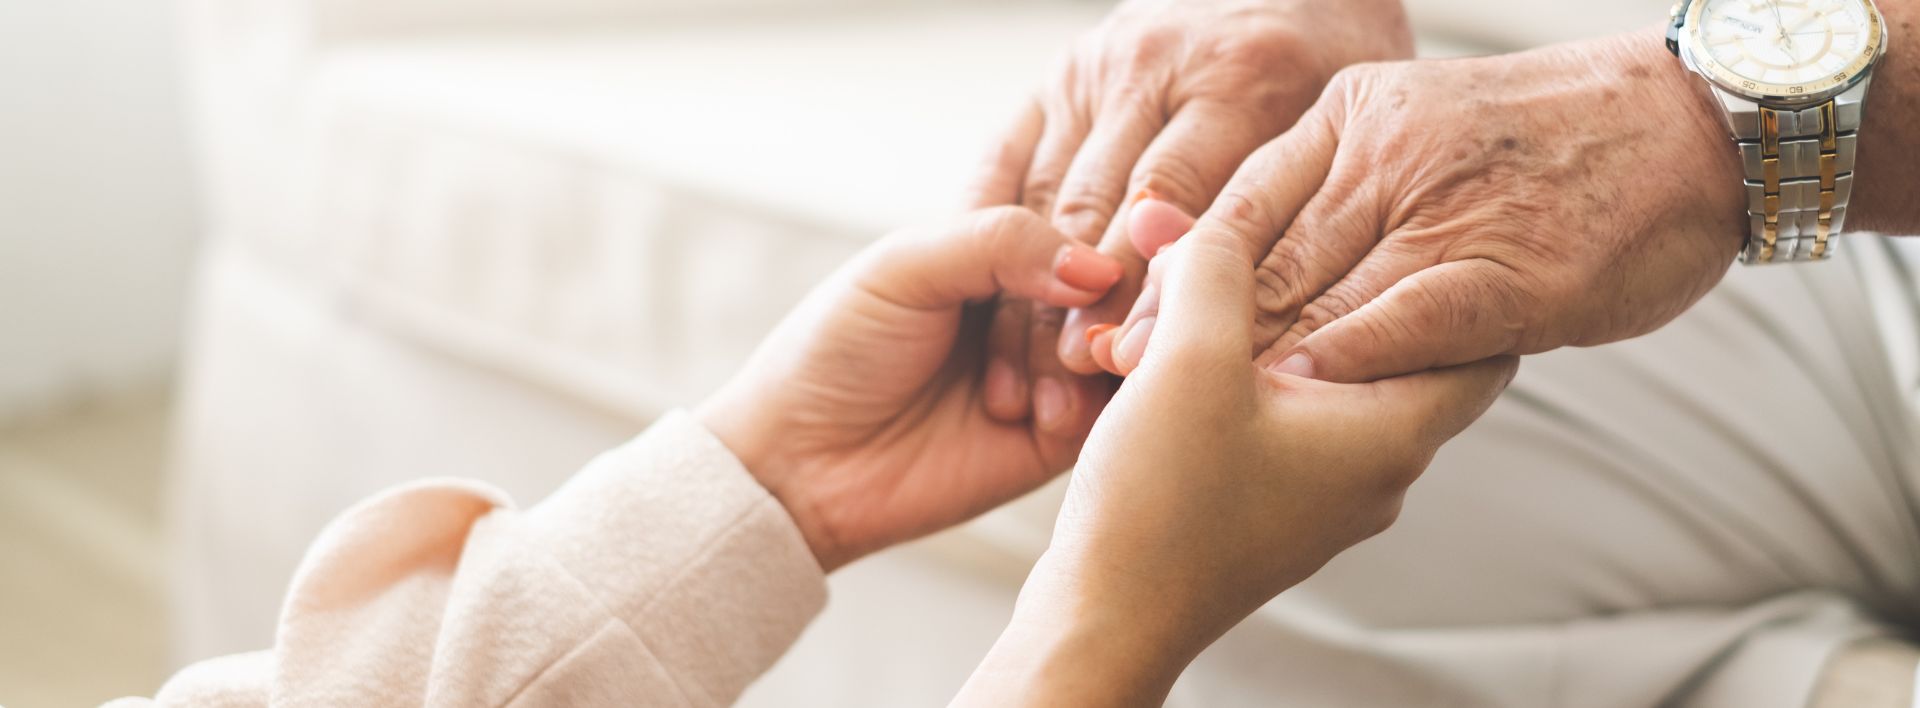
[
  {"xmin": 955, "ymin": 232, "xmax": 1514, "ymax": 707},
  {"xmin": 971, "ymin": 0, "xmax": 1413, "ymax": 431},
  {"xmin": 1101, "ymin": 29, "xmax": 1749, "ymax": 383},
  {"xmin": 698, "ymin": 208, "xmax": 1122, "ymax": 571}
]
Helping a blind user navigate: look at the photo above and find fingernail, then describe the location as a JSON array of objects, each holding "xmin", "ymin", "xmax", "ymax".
[
  {"xmin": 1033, "ymin": 377, "xmax": 1070, "ymax": 432},
  {"xmin": 1129, "ymin": 198, "xmax": 1197, "ymax": 260},
  {"xmin": 1274, "ymin": 352, "xmax": 1316, "ymax": 379},
  {"xmin": 1090, "ymin": 328, "xmax": 1120, "ymax": 374},
  {"xmin": 985, "ymin": 359, "xmax": 1022, "ymax": 411},
  {"xmin": 1114, "ymin": 317, "xmax": 1155, "ymax": 374},
  {"xmin": 1054, "ymin": 245, "xmax": 1124, "ymax": 292},
  {"xmin": 1083, "ymin": 323, "xmax": 1117, "ymax": 346}
]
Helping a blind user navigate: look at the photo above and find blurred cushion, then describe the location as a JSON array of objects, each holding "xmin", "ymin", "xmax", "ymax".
[
  {"xmin": 1403, "ymin": 0, "xmax": 1675, "ymax": 50},
  {"xmin": 252, "ymin": 5, "xmax": 1103, "ymax": 414}
]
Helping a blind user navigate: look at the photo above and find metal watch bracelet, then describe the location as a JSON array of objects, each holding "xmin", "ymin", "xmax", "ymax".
[{"xmin": 1730, "ymin": 91, "xmax": 1864, "ymax": 263}]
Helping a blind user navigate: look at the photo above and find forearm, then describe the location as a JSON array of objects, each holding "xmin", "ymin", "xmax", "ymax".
[
  {"xmin": 953, "ymin": 560, "xmax": 1201, "ymax": 707},
  {"xmin": 1852, "ymin": 0, "xmax": 1920, "ymax": 233}
]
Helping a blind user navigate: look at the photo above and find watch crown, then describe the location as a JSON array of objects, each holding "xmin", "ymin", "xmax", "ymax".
[{"xmin": 1666, "ymin": 1, "xmax": 1688, "ymax": 56}]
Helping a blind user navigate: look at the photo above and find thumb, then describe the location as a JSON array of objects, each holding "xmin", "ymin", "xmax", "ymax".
[
  {"xmin": 1279, "ymin": 259, "xmax": 1535, "ymax": 384},
  {"xmin": 864, "ymin": 207, "xmax": 1125, "ymax": 311},
  {"xmin": 1132, "ymin": 230, "xmax": 1258, "ymax": 376},
  {"xmin": 1127, "ymin": 196, "xmax": 1199, "ymax": 260},
  {"xmin": 1358, "ymin": 355, "xmax": 1520, "ymax": 453}
]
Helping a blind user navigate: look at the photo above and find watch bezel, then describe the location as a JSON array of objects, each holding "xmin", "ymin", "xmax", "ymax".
[{"xmin": 1678, "ymin": 0, "xmax": 1887, "ymax": 105}]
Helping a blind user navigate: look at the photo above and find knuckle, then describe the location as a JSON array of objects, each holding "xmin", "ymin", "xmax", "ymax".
[
  {"xmin": 1472, "ymin": 266, "xmax": 1534, "ymax": 353},
  {"xmin": 1295, "ymin": 287, "xmax": 1367, "ymax": 335},
  {"xmin": 1251, "ymin": 263, "xmax": 1299, "ymax": 324},
  {"xmin": 1212, "ymin": 188, "xmax": 1280, "ymax": 243},
  {"xmin": 1052, "ymin": 191, "xmax": 1122, "ymax": 238},
  {"xmin": 1208, "ymin": 24, "xmax": 1307, "ymax": 74},
  {"xmin": 1324, "ymin": 64, "xmax": 1373, "ymax": 98},
  {"xmin": 1321, "ymin": 62, "xmax": 1397, "ymax": 116},
  {"xmin": 1022, "ymin": 172, "xmax": 1066, "ymax": 211},
  {"xmin": 1400, "ymin": 274, "xmax": 1455, "ymax": 325},
  {"xmin": 974, "ymin": 206, "xmax": 1043, "ymax": 245},
  {"xmin": 1121, "ymin": 25, "xmax": 1183, "ymax": 71},
  {"xmin": 1344, "ymin": 314, "xmax": 1399, "ymax": 356},
  {"xmin": 1132, "ymin": 157, "xmax": 1210, "ymax": 215}
]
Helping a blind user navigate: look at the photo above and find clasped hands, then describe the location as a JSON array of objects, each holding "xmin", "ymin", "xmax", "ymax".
[{"xmin": 700, "ymin": 0, "xmax": 1762, "ymax": 703}]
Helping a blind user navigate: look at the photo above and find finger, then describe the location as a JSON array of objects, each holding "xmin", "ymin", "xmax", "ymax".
[
  {"xmin": 1133, "ymin": 233, "xmax": 1258, "ymax": 376},
  {"xmin": 1259, "ymin": 242, "xmax": 1433, "ymax": 374},
  {"xmin": 1196, "ymin": 105, "xmax": 1341, "ymax": 265},
  {"xmin": 1087, "ymin": 322, "xmax": 1121, "ymax": 374},
  {"xmin": 1058, "ymin": 100, "xmax": 1277, "ymax": 372},
  {"xmin": 1356, "ymin": 356, "xmax": 1520, "ymax": 451},
  {"xmin": 1244, "ymin": 154, "xmax": 1390, "ymax": 357},
  {"xmin": 1058, "ymin": 194, "xmax": 1198, "ymax": 374},
  {"xmin": 1032, "ymin": 371, "xmax": 1119, "ymax": 466},
  {"xmin": 982, "ymin": 300, "xmax": 1032, "ymax": 422},
  {"xmin": 972, "ymin": 100, "xmax": 1048, "ymax": 423},
  {"xmin": 1103, "ymin": 199, "xmax": 1197, "ymax": 375},
  {"xmin": 1021, "ymin": 95, "xmax": 1094, "ymax": 221},
  {"xmin": 1044, "ymin": 98, "xmax": 1163, "ymax": 374},
  {"xmin": 966, "ymin": 99, "xmax": 1046, "ymax": 209},
  {"xmin": 1279, "ymin": 259, "xmax": 1538, "ymax": 384},
  {"xmin": 1131, "ymin": 98, "xmax": 1295, "ymax": 220},
  {"xmin": 1127, "ymin": 196, "xmax": 1200, "ymax": 261},
  {"xmin": 867, "ymin": 207, "xmax": 1124, "ymax": 311},
  {"xmin": 1026, "ymin": 300, "xmax": 1089, "ymax": 434},
  {"xmin": 1049, "ymin": 96, "xmax": 1166, "ymax": 244},
  {"xmin": 1105, "ymin": 102, "xmax": 1344, "ymax": 376}
]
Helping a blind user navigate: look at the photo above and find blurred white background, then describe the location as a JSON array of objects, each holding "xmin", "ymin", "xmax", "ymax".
[
  {"xmin": 0, "ymin": 0, "xmax": 1671, "ymax": 705},
  {"xmin": 1, "ymin": 0, "xmax": 196, "ymax": 704},
  {"xmin": 0, "ymin": 0, "xmax": 199, "ymax": 423}
]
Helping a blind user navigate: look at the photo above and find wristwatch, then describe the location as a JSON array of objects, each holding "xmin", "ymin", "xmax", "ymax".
[{"xmin": 1668, "ymin": 0, "xmax": 1889, "ymax": 264}]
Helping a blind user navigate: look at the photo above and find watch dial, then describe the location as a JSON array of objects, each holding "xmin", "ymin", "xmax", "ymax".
[{"xmin": 1697, "ymin": 0, "xmax": 1874, "ymax": 86}]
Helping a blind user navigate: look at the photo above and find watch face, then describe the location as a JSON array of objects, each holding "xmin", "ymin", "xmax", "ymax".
[{"xmin": 1684, "ymin": 0, "xmax": 1885, "ymax": 101}]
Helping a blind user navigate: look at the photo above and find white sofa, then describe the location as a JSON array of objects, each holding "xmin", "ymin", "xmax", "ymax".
[{"xmin": 170, "ymin": 0, "xmax": 1670, "ymax": 704}]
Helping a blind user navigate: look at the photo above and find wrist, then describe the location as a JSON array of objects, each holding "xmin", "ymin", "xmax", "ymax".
[
  {"xmin": 1850, "ymin": 0, "xmax": 1919, "ymax": 232},
  {"xmin": 959, "ymin": 561, "xmax": 1201, "ymax": 706},
  {"xmin": 695, "ymin": 392, "xmax": 846, "ymax": 571},
  {"xmin": 1597, "ymin": 25, "xmax": 1751, "ymax": 253}
]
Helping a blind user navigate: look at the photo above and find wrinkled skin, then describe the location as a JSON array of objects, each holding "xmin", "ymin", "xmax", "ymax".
[
  {"xmin": 1102, "ymin": 29, "xmax": 1751, "ymax": 383},
  {"xmin": 969, "ymin": 0, "xmax": 1414, "ymax": 430}
]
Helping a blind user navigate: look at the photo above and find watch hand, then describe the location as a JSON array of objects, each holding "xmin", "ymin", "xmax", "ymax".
[
  {"xmin": 1785, "ymin": 11, "xmax": 1822, "ymax": 34},
  {"xmin": 1768, "ymin": 3, "xmax": 1801, "ymax": 56}
]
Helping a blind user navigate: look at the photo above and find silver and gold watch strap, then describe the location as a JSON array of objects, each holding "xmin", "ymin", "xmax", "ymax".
[{"xmin": 1729, "ymin": 91, "xmax": 1864, "ymax": 263}]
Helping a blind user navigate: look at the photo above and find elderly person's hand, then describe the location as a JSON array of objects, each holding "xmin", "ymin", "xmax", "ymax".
[
  {"xmin": 1099, "ymin": 30, "xmax": 1757, "ymax": 382},
  {"xmin": 972, "ymin": 0, "xmax": 1413, "ymax": 431},
  {"xmin": 954, "ymin": 231, "xmax": 1516, "ymax": 706},
  {"xmin": 698, "ymin": 207, "xmax": 1122, "ymax": 572}
]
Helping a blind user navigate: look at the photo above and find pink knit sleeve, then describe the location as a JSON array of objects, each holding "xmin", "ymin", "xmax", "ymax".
[{"xmin": 116, "ymin": 411, "xmax": 827, "ymax": 708}]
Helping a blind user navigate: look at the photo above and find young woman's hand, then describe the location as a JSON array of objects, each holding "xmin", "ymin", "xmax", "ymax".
[
  {"xmin": 698, "ymin": 207, "xmax": 1123, "ymax": 571},
  {"xmin": 956, "ymin": 231, "xmax": 1515, "ymax": 706}
]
